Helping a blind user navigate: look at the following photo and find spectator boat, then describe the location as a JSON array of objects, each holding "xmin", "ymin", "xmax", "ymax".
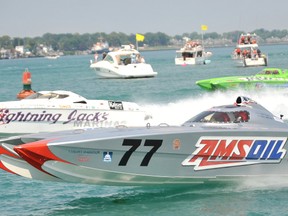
[
  {"xmin": 231, "ymin": 33, "xmax": 268, "ymax": 67},
  {"xmin": 175, "ymin": 40, "xmax": 212, "ymax": 65},
  {"xmin": 90, "ymin": 45, "xmax": 157, "ymax": 78}
]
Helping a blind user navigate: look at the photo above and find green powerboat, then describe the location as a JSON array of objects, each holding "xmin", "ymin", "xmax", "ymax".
[{"xmin": 196, "ymin": 68, "xmax": 288, "ymax": 91}]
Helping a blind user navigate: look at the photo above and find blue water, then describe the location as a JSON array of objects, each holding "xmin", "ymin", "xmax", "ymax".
[{"xmin": 2, "ymin": 45, "xmax": 288, "ymax": 216}]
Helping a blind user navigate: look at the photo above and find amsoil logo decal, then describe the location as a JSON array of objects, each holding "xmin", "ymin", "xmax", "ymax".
[{"xmin": 182, "ymin": 136, "xmax": 287, "ymax": 170}]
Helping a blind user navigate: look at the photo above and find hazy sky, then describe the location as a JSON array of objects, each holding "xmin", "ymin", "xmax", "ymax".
[{"xmin": 2, "ymin": 0, "xmax": 288, "ymax": 37}]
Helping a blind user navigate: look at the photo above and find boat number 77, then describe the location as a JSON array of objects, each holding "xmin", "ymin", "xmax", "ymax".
[{"xmin": 118, "ymin": 139, "xmax": 163, "ymax": 166}]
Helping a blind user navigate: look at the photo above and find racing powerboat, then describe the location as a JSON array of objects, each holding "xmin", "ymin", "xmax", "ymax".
[
  {"xmin": 90, "ymin": 45, "xmax": 157, "ymax": 78},
  {"xmin": 196, "ymin": 68, "xmax": 288, "ymax": 91},
  {"xmin": 0, "ymin": 90, "xmax": 151, "ymax": 136},
  {"xmin": 1, "ymin": 96, "xmax": 288, "ymax": 186},
  {"xmin": 231, "ymin": 33, "xmax": 268, "ymax": 67}
]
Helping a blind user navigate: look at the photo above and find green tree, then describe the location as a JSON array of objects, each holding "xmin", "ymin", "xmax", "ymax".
[{"xmin": 0, "ymin": 35, "xmax": 13, "ymax": 49}]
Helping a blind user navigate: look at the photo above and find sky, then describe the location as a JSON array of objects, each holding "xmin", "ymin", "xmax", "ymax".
[{"xmin": 1, "ymin": 0, "xmax": 288, "ymax": 38}]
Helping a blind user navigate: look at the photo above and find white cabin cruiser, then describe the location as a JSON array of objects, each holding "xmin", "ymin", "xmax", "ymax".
[
  {"xmin": 175, "ymin": 40, "xmax": 212, "ymax": 65},
  {"xmin": 2, "ymin": 96, "xmax": 288, "ymax": 186},
  {"xmin": 90, "ymin": 45, "xmax": 157, "ymax": 78},
  {"xmin": 0, "ymin": 90, "xmax": 151, "ymax": 136},
  {"xmin": 232, "ymin": 33, "xmax": 268, "ymax": 67}
]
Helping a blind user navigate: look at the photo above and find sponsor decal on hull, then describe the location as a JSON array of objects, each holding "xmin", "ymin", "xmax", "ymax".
[
  {"xmin": 0, "ymin": 109, "xmax": 109, "ymax": 125},
  {"xmin": 103, "ymin": 152, "xmax": 113, "ymax": 162},
  {"xmin": 73, "ymin": 120, "xmax": 126, "ymax": 128},
  {"xmin": 108, "ymin": 101, "xmax": 123, "ymax": 110},
  {"xmin": 182, "ymin": 136, "xmax": 287, "ymax": 170}
]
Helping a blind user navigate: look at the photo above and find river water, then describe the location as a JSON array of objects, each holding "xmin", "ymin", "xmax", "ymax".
[{"xmin": 1, "ymin": 44, "xmax": 288, "ymax": 216}]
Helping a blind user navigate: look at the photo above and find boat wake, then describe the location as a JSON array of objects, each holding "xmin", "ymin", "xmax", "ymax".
[
  {"xmin": 48, "ymin": 180, "xmax": 288, "ymax": 216},
  {"xmin": 142, "ymin": 88, "xmax": 288, "ymax": 126}
]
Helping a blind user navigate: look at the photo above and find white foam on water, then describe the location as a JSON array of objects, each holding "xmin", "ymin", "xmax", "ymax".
[
  {"xmin": 142, "ymin": 88, "xmax": 288, "ymax": 126},
  {"xmin": 237, "ymin": 177, "xmax": 288, "ymax": 190}
]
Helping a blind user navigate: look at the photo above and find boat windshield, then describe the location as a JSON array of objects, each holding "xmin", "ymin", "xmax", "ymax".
[
  {"xmin": 103, "ymin": 55, "xmax": 114, "ymax": 64},
  {"xmin": 116, "ymin": 53, "xmax": 139, "ymax": 65},
  {"xmin": 119, "ymin": 54, "xmax": 132, "ymax": 65},
  {"xmin": 25, "ymin": 92, "xmax": 69, "ymax": 99},
  {"xmin": 185, "ymin": 110, "xmax": 250, "ymax": 123},
  {"xmin": 258, "ymin": 69, "xmax": 280, "ymax": 75}
]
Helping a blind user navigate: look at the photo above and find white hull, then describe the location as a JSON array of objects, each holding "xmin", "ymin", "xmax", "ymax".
[
  {"xmin": 0, "ymin": 107, "xmax": 149, "ymax": 135},
  {"xmin": 233, "ymin": 57, "xmax": 267, "ymax": 67},
  {"xmin": 90, "ymin": 45, "xmax": 157, "ymax": 79},
  {"xmin": 42, "ymin": 160, "xmax": 216, "ymax": 185},
  {"xmin": 175, "ymin": 57, "xmax": 208, "ymax": 65},
  {"xmin": 175, "ymin": 41, "xmax": 212, "ymax": 66},
  {"xmin": 45, "ymin": 55, "xmax": 60, "ymax": 59},
  {"xmin": 0, "ymin": 90, "xmax": 151, "ymax": 136},
  {"xmin": 91, "ymin": 61, "xmax": 157, "ymax": 78},
  {"xmin": 244, "ymin": 57, "xmax": 267, "ymax": 67}
]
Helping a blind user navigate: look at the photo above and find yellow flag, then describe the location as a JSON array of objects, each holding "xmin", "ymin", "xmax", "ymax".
[
  {"xmin": 136, "ymin": 33, "xmax": 145, "ymax": 42},
  {"xmin": 201, "ymin": 25, "xmax": 208, "ymax": 31}
]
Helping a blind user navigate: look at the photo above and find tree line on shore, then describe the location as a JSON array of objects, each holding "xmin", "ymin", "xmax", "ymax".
[{"xmin": 1, "ymin": 28, "xmax": 288, "ymax": 55}]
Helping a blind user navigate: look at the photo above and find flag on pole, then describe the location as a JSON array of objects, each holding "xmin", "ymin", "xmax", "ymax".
[
  {"xmin": 136, "ymin": 33, "xmax": 145, "ymax": 42},
  {"xmin": 201, "ymin": 25, "xmax": 208, "ymax": 31}
]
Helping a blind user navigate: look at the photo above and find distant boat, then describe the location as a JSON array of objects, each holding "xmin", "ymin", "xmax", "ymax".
[
  {"xmin": 45, "ymin": 54, "xmax": 60, "ymax": 59},
  {"xmin": 90, "ymin": 45, "xmax": 157, "ymax": 79},
  {"xmin": 91, "ymin": 39, "xmax": 110, "ymax": 54},
  {"xmin": 175, "ymin": 39, "xmax": 212, "ymax": 65},
  {"xmin": 231, "ymin": 33, "xmax": 268, "ymax": 67}
]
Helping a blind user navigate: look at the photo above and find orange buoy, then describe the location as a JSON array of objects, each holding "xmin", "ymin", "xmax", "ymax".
[
  {"xmin": 22, "ymin": 70, "xmax": 32, "ymax": 85},
  {"xmin": 17, "ymin": 69, "xmax": 36, "ymax": 99}
]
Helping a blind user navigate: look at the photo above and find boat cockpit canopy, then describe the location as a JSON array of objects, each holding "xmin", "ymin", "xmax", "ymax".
[
  {"xmin": 258, "ymin": 69, "xmax": 280, "ymax": 75},
  {"xmin": 185, "ymin": 110, "xmax": 250, "ymax": 124},
  {"xmin": 25, "ymin": 92, "xmax": 70, "ymax": 100}
]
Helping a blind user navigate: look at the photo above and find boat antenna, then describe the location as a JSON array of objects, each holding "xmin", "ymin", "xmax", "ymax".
[{"xmin": 201, "ymin": 30, "xmax": 204, "ymax": 48}]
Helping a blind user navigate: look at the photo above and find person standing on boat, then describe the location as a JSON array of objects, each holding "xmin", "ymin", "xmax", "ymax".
[
  {"xmin": 252, "ymin": 48, "xmax": 258, "ymax": 59},
  {"xmin": 136, "ymin": 54, "xmax": 145, "ymax": 63},
  {"xmin": 131, "ymin": 53, "xmax": 136, "ymax": 63},
  {"xmin": 242, "ymin": 49, "xmax": 248, "ymax": 58},
  {"xmin": 240, "ymin": 36, "xmax": 245, "ymax": 44},
  {"xmin": 102, "ymin": 52, "xmax": 107, "ymax": 59},
  {"xmin": 235, "ymin": 48, "xmax": 241, "ymax": 57},
  {"xmin": 257, "ymin": 49, "xmax": 261, "ymax": 57},
  {"xmin": 94, "ymin": 53, "xmax": 98, "ymax": 62},
  {"xmin": 140, "ymin": 56, "xmax": 145, "ymax": 63},
  {"xmin": 247, "ymin": 34, "xmax": 251, "ymax": 44}
]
